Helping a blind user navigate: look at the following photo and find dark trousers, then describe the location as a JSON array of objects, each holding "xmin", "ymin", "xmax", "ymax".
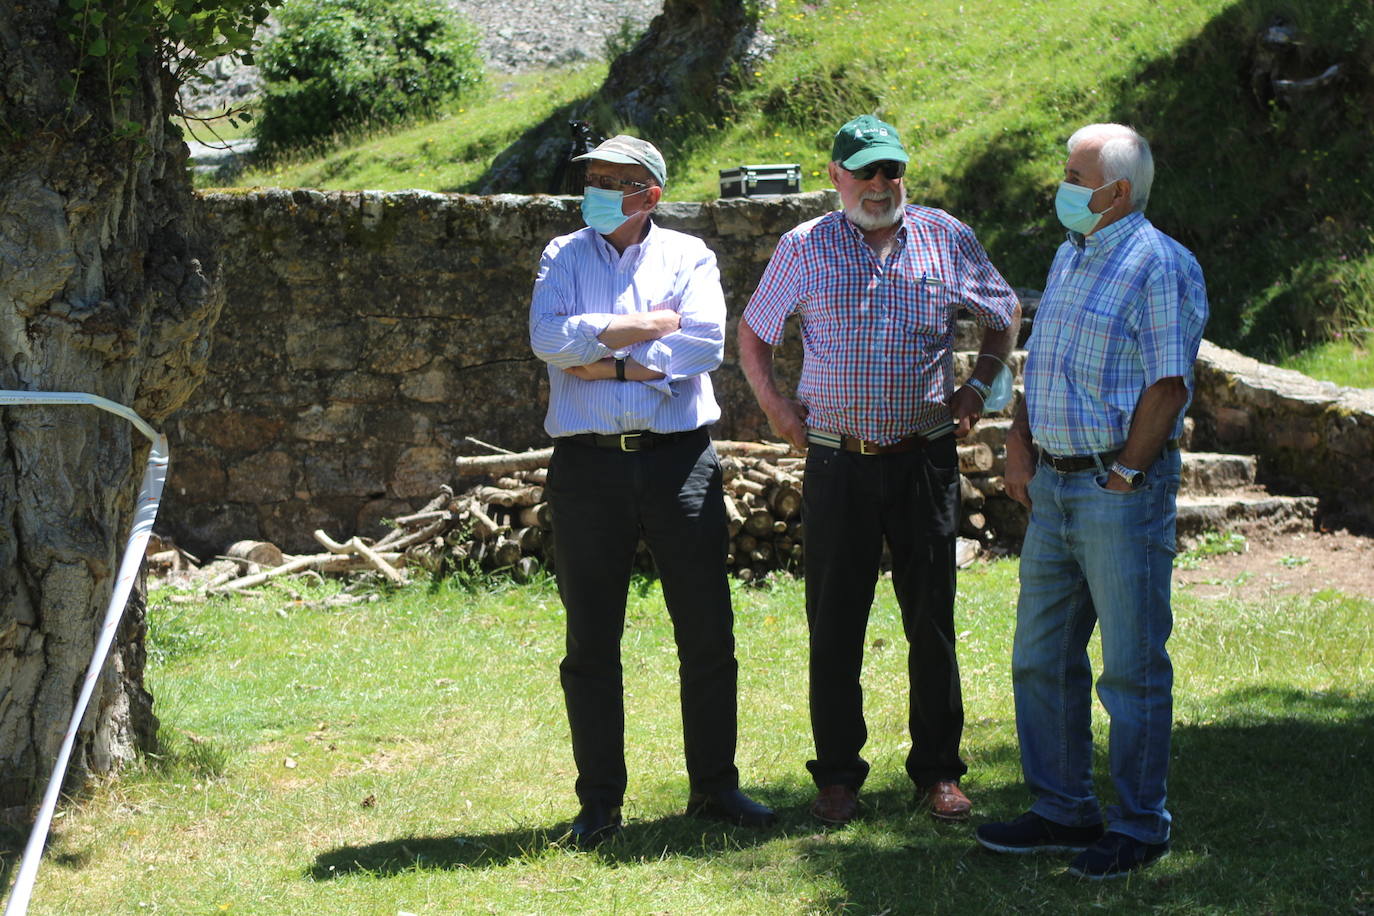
[
  {"xmin": 802, "ymin": 437, "xmax": 968, "ymax": 790},
  {"xmin": 547, "ymin": 429, "xmax": 739, "ymax": 805}
]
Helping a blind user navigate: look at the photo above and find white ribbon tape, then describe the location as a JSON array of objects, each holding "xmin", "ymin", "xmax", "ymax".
[{"xmin": 0, "ymin": 391, "xmax": 169, "ymax": 916}]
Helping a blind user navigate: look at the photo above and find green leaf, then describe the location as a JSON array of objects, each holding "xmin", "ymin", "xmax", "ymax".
[{"xmin": 87, "ymin": 36, "xmax": 108, "ymax": 56}]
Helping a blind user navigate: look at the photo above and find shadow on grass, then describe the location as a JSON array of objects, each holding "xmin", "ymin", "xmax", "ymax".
[
  {"xmin": 801, "ymin": 686, "xmax": 1374, "ymax": 913},
  {"xmin": 307, "ymin": 688, "xmax": 1372, "ymax": 909},
  {"xmin": 308, "ymin": 781, "xmax": 821, "ymax": 879}
]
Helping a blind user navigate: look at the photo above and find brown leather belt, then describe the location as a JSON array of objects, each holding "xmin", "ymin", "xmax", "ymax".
[
  {"xmin": 561, "ymin": 429, "xmax": 700, "ymax": 452},
  {"xmin": 806, "ymin": 428, "xmax": 948, "ymax": 455},
  {"xmin": 1039, "ymin": 439, "xmax": 1179, "ymax": 472}
]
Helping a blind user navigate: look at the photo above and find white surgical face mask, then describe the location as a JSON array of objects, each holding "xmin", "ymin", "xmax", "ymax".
[{"xmin": 1054, "ymin": 179, "xmax": 1117, "ymax": 235}]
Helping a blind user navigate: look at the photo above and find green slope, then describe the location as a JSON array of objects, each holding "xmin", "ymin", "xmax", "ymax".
[{"xmin": 223, "ymin": 0, "xmax": 1374, "ymax": 364}]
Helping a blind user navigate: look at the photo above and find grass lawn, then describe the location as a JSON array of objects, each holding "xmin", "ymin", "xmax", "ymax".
[{"xmin": 8, "ymin": 554, "xmax": 1371, "ymax": 914}]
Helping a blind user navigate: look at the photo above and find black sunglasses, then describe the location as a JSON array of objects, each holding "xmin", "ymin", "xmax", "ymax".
[{"xmin": 846, "ymin": 160, "xmax": 906, "ymax": 181}]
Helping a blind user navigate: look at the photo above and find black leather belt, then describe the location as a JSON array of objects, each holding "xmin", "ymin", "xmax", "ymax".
[
  {"xmin": 560, "ymin": 429, "xmax": 700, "ymax": 452},
  {"xmin": 807, "ymin": 427, "xmax": 950, "ymax": 455},
  {"xmin": 1039, "ymin": 439, "xmax": 1180, "ymax": 472}
]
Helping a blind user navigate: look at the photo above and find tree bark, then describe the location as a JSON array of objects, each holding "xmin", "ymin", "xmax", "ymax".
[{"xmin": 0, "ymin": 1, "xmax": 222, "ymax": 814}]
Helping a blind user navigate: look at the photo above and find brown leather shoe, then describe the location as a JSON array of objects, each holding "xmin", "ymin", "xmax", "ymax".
[
  {"xmin": 921, "ymin": 780, "xmax": 972, "ymax": 822},
  {"xmin": 811, "ymin": 785, "xmax": 859, "ymax": 825}
]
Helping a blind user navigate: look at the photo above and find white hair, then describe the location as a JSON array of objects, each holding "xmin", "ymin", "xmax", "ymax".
[{"xmin": 1067, "ymin": 123, "xmax": 1154, "ymax": 212}]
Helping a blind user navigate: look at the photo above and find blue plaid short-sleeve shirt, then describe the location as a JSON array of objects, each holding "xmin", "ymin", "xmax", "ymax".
[{"xmin": 1025, "ymin": 211, "xmax": 1209, "ymax": 456}]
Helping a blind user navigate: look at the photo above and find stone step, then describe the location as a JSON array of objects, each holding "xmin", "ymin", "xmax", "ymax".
[
  {"xmin": 1179, "ymin": 452, "xmax": 1257, "ymax": 495},
  {"xmin": 1175, "ymin": 494, "xmax": 1319, "ymax": 546}
]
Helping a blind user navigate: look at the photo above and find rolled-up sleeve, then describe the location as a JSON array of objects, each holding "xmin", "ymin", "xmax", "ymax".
[
  {"xmin": 529, "ymin": 244, "xmax": 616, "ymax": 368},
  {"xmin": 628, "ymin": 248, "xmax": 726, "ymax": 392}
]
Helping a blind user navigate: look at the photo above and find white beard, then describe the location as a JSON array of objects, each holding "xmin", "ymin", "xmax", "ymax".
[{"xmin": 845, "ymin": 185, "xmax": 906, "ymax": 230}]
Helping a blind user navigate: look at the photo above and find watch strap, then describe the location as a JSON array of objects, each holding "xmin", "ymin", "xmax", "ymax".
[
  {"xmin": 615, "ymin": 357, "xmax": 626, "ymax": 381},
  {"xmin": 1109, "ymin": 460, "xmax": 1145, "ymax": 488},
  {"xmin": 965, "ymin": 376, "xmax": 991, "ymax": 402}
]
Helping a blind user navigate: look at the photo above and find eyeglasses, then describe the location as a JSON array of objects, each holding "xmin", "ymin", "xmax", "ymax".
[
  {"xmin": 585, "ymin": 173, "xmax": 651, "ymax": 193},
  {"xmin": 845, "ymin": 160, "xmax": 906, "ymax": 181}
]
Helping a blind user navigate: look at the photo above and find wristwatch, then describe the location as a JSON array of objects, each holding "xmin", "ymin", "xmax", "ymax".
[
  {"xmin": 614, "ymin": 357, "xmax": 627, "ymax": 381},
  {"xmin": 1109, "ymin": 461, "xmax": 1146, "ymax": 489},
  {"xmin": 964, "ymin": 376, "xmax": 991, "ymax": 402}
]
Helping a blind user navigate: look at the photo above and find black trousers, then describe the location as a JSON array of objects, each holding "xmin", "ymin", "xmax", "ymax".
[
  {"xmin": 802, "ymin": 437, "xmax": 968, "ymax": 790},
  {"xmin": 546, "ymin": 428, "xmax": 739, "ymax": 805}
]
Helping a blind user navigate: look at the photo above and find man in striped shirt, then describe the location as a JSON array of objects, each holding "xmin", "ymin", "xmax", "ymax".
[
  {"xmin": 739, "ymin": 115, "xmax": 1021, "ymax": 826},
  {"xmin": 976, "ymin": 124, "xmax": 1208, "ymax": 880},
  {"xmin": 530, "ymin": 135, "xmax": 775, "ymax": 848}
]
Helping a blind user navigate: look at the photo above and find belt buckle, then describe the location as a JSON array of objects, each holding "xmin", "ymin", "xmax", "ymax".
[
  {"xmin": 619, "ymin": 433, "xmax": 642, "ymax": 452},
  {"xmin": 858, "ymin": 439, "xmax": 878, "ymax": 455}
]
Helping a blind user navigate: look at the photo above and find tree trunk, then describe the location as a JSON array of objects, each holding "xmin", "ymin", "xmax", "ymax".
[
  {"xmin": 0, "ymin": 1, "xmax": 222, "ymax": 816},
  {"xmin": 476, "ymin": 0, "xmax": 768, "ymax": 192}
]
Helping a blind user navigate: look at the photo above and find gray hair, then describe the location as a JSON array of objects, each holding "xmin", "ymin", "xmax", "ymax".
[{"xmin": 1067, "ymin": 123, "xmax": 1154, "ymax": 212}]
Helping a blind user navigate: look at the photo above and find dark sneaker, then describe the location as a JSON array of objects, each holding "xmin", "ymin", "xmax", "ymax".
[
  {"xmin": 976, "ymin": 811, "xmax": 1105, "ymax": 854},
  {"xmin": 1067, "ymin": 831, "xmax": 1170, "ymax": 880}
]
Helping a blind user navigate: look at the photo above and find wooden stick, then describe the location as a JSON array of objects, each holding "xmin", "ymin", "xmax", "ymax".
[
  {"xmin": 346, "ymin": 537, "xmax": 406, "ymax": 585},
  {"xmin": 464, "ymin": 435, "xmax": 516, "ymax": 455},
  {"xmin": 313, "ymin": 530, "xmax": 407, "ymax": 585}
]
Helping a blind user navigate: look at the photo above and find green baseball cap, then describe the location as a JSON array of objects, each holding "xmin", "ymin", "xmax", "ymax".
[
  {"xmin": 572, "ymin": 134, "xmax": 668, "ymax": 187},
  {"xmin": 831, "ymin": 115, "xmax": 910, "ymax": 169}
]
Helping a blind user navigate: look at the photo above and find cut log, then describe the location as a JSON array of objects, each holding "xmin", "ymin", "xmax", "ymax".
[
  {"xmin": 723, "ymin": 493, "xmax": 745, "ymax": 536},
  {"xmin": 714, "ymin": 440, "xmax": 793, "ymax": 458},
  {"xmin": 743, "ymin": 508, "xmax": 775, "ymax": 538},
  {"xmin": 491, "ymin": 536, "xmax": 523, "ymax": 568},
  {"xmin": 731, "ymin": 478, "xmax": 766, "ymax": 498},
  {"xmin": 518, "ymin": 502, "xmax": 554, "ymax": 530},
  {"xmin": 768, "ymin": 484, "xmax": 802, "ymax": 521},
  {"xmin": 455, "ymin": 447, "xmax": 554, "ymax": 476},
  {"xmin": 471, "ymin": 484, "xmax": 544, "ymax": 508},
  {"xmin": 463, "ymin": 500, "xmax": 503, "ymax": 539},
  {"xmin": 958, "ymin": 443, "xmax": 994, "ymax": 474},
  {"xmin": 516, "ymin": 526, "xmax": 543, "ymax": 553},
  {"xmin": 227, "ymin": 540, "xmax": 285, "ymax": 568}
]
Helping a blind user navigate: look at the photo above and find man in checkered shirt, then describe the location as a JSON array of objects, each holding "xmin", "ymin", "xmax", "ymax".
[
  {"xmin": 976, "ymin": 124, "xmax": 1208, "ymax": 880},
  {"xmin": 739, "ymin": 115, "xmax": 1021, "ymax": 826}
]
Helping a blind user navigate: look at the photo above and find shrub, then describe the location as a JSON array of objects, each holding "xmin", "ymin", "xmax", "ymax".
[{"xmin": 254, "ymin": 0, "xmax": 483, "ymax": 153}]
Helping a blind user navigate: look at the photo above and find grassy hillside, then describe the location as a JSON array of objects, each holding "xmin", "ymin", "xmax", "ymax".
[{"xmin": 222, "ymin": 0, "xmax": 1374, "ymax": 368}]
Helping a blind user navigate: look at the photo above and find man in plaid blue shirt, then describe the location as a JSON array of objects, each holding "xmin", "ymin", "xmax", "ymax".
[
  {"xmin": 739, "ymin": 115, "xmax": 1021, "ymax": 826},
  {"xmin": 976, "ymin": 124, "xmax": 1208, "ymax": 880}
]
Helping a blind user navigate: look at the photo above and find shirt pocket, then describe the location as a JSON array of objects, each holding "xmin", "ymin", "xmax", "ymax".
[{"xmin": 889, "ymin": 273, "xmax": 954, "ymax": 338}]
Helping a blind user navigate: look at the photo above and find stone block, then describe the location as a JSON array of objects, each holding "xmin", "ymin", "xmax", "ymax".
[
  {"xmin": 166, "ymin": 448, "xmax": 227, "ymax": 504},
  {"xmin": 292, "ymin": 403, "xmax": 363, "ymax": 443},
  {"xmin": 227, "ymin": 450, "xmax": 294, "ymax": 503},
  {"xmin": 390, "ymin": 446, "xmax": 451, "ymax": 499}
]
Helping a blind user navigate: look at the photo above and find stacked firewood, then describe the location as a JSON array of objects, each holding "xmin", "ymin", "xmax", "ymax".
[
  {"xmin": 158, "ymin": 438, "xmax": 1004, "ymax": 594},
  {"xmin": 719, "ymin": 453, "xmax": 805, "ymax": 581}
]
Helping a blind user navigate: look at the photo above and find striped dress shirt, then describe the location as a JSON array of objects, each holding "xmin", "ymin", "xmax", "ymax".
[
  {"xmin": 743, "ymin": 206, "xmax": 1018, "ymax": 445},
  {"xmin": 530, "ymin": 222, "xmax": 725, "ymax": 437},
  {"xmin": 1025, "ymin": 211, "xmax": 1209, "ymax": 456}
]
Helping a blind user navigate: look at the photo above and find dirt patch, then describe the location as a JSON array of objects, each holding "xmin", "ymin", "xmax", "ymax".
[{"xmin": 1174, "ymin": 528, "xmax": 1374, "ymax": 602}]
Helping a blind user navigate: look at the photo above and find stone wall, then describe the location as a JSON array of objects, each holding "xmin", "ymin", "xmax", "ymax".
[
  {"xmin": 1188, "ymin": 341, "xmax": 1374, "ymax": 530},
  {"xmin": 166, "ymin": 189, "xmax": 836, "ymax": 556},
  {"xmin": 164, "ymin": 190, "xmax": 1374, "ymax": 557}
]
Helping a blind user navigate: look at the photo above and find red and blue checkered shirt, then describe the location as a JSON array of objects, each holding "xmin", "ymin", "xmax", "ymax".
[{"xmin": 743, "ymin": 206, "xmax": 1018, "ymax": 445}]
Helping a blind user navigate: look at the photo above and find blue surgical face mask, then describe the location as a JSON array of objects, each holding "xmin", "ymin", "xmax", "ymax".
[
  {"xmin": 581, "ymin": 186, "xmax": 648, "ymax": 235},
  {"xmin": 1054, "ymin": 179, "xmax": 1117, "ymax": 235},
  {"xmin": 984, "ymin": 360, "xmax": 1014, "ymax": 411}
]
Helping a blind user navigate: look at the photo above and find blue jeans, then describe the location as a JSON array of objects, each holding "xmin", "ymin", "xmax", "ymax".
[{"xmin": 1012, "ymin": 448, "xmax": 1180, "ymax": 844}]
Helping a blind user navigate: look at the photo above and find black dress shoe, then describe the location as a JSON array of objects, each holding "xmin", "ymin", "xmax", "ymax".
[
  {"xmin": 568, "ymin": 802, "xmax": 623, "ymax": 849},
  {"xmin": 686, "ymin": 788, "xmax": 777, "ymax": 828}
]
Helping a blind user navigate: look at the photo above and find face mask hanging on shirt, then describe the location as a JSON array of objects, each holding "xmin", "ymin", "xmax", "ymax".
[
  {"xmin": 581, "ymin": 186, "xmax": 648, "ymax": 235},
  {"xmin": 1054, "ymin": 179, "xmax": 1117, "ymax": 235}
]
